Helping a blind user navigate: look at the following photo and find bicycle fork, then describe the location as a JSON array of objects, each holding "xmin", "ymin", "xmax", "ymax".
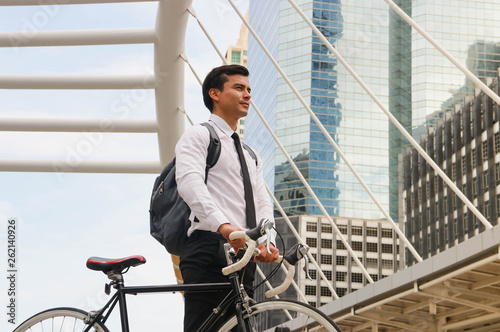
[{"xmin": 224, "ymin": 243, "xmax": 257, "ymax": 332}]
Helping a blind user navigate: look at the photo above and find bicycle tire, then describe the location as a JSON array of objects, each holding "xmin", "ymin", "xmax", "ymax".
[
  {"xmin": 217, "ymin": 299, "xmax": 341, "ymax": 332},
  {"xmin": 13, "ymin": 307, "xmax": 109, "ymax": 332}
]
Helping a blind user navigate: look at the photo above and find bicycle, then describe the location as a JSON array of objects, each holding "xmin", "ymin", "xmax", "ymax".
[{"xmin": 13, "ymin": 220, "xmax": 341, "ymax": 332}]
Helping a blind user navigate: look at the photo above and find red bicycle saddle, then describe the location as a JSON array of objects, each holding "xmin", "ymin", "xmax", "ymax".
[{"xmin": 86, "ymin": 255, "xmax": 146, "ymax": 273}]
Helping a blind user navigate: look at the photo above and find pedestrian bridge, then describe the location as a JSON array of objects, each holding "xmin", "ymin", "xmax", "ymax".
[
  {"xmin": 1, "ymin": 1, "xmax": 500, "ymax": 331},
  {"xmin": 329, "ymin": 224, "xmax": 500, "ymax": 331}
]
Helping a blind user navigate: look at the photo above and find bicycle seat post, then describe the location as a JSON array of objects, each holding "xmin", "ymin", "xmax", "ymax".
[{"xmin": 105, "ymin": 271, "xmax": 131, "ymax": 332}]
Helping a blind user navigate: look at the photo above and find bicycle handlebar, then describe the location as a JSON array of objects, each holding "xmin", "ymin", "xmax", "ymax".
[
  {"xmin": 221, "ymin": 220, "xmax": 310, "ymax": 297},
  {"xmin": 222, "ymin": 219, "xmax": 272, "ymax": 276},
  {"xmin": 221, "ymin": 232, "xmax": 257, "ymax": 276},
  {"xmin": 264, "ymin": 256, "xmax": 294, "ymax": 298}
]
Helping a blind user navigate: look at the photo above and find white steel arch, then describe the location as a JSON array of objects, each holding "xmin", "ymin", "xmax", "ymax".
[
  {"xmin": 154, "ymin": 0, "xmax": 192, "ymax": 164},
  {"xmin": 0, "ymin": 0, "xmax": 192, "ymax": 173}
]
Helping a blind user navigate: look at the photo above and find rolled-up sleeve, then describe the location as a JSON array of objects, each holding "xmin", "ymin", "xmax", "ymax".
[{"xmin": 175, "ymin": 125, "xmax": 230, "ymax": 233}]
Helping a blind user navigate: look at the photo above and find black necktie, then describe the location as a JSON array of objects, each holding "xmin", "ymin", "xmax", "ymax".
[{"xmin": 231, "ymin": 132, "xmax": 256, "ymax": 229}]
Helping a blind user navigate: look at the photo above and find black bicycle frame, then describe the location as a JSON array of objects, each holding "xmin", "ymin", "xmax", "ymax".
[{"xmin": 83, "ymin": 282, "xmax": 232, "ymax": 332}]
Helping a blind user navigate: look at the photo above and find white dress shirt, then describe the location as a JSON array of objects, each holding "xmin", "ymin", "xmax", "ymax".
[{"xmin": 176, "ymin": 114, "xmax": 275, "ymax": 242}]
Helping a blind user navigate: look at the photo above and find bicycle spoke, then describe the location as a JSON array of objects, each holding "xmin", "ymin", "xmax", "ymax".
[
  {"xmin": 14, "ymin": 308, "xmax": 108, "ymax": 332},
  {"xmin": 218, "ymin": 300, "xmax": 339, "ymax": 332}
]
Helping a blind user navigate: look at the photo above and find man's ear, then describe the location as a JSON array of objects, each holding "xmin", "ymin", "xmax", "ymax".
[{"xmin": 208, "ymin": 88, "xmax": 220, "ymax": 103}]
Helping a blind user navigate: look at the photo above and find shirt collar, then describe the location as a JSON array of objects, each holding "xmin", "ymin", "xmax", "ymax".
[{"xmin": 209, "ymin": 114, "xmax": 236, "ymax": 138}]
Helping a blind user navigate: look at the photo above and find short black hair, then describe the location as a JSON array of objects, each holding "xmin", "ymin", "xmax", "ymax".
[{"xmin": 202, "ymin": 65, "xmax": 249, "ymax": 112}]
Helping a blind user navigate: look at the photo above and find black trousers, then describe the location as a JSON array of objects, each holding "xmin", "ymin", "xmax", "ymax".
[{"xmin": 180, "ymin": 231, "xmax": 255, "ymax": 332}]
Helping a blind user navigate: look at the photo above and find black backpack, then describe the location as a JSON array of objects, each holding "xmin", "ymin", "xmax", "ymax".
[
  {"xmin": 149, "ymin": 122, "xmax": 257, "ymax": 256},
  {"xmin": 149, "ymin": 123, "xmax": 221, "ymax": 256}
]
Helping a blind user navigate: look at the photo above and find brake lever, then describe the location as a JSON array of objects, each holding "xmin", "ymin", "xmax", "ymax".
[
  {"xmin": 262, "ymin": 221, "xmax": 273, "ymax": 254},
  {"xmin": 299, "ymin": 245, "xmax": 313, "ymax": 281},
  {"xmin": 246, "ymin": 219, "xmax": 274, "ymax": 254}
]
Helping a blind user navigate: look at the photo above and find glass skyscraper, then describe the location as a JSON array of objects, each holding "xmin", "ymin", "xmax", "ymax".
[
  {"xmin": 390, "ymin": 0, "xmax": 500, "ymax": 222},
  {"xmin": 247, "ymin": 0, "xmax": 500, "ymax": 222}
]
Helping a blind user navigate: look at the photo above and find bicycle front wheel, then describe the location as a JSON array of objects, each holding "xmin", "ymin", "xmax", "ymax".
[
  {"xmin": 217, "ymin": 299, "xmax": 341, "ymax": 332},
  {"xmin": 14, "ymin": 307, "xmax": 109, "ymax": 332}
]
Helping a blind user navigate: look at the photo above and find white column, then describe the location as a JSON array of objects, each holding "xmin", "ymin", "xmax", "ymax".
[{"xmin": 154, "ymin": 0, "xmax": 192, "ymax": 165}]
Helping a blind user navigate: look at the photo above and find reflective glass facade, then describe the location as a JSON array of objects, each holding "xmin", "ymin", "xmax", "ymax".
[
  {"xmin": 246, "ymin": 0, "xmax": 279, "ymax": 187},
  {"xmin": 248, "ymin": 0, "xmax": 389, "ymax": 220},
  {"xmin": 248, "ymin": 0, "xmax": 500, "ymax": 221}
]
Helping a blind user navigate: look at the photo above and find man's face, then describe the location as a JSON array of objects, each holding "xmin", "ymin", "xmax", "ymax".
[{"xmin": 212, "ymin": 74, "xmax": 251, "ymax": 119}]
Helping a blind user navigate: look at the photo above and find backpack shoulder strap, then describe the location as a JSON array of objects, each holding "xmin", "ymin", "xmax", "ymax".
[
  {"xmin": 242, "ymin": 143, "xmax": 258, "ymax": 166},
  {"xmin": 200, "ymin": 122, "xmax": 221, "ymax": 168}
]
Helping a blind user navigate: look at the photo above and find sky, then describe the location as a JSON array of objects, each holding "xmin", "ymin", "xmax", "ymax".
[{"xmin": 0, "ymin": 1, "xmax": 249, "ymax": 331}]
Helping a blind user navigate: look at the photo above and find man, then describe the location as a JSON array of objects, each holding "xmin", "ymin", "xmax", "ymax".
[{"xmin": 175, "ymin": 64, "xmax": 279, "ymax": 331}]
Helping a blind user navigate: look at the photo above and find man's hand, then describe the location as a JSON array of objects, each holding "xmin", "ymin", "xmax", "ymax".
[
  {"xmin": 256, "ymin": 243, "xmax": 279, "ymax": 263},
  {"xmin": 218, "ymin": 223, "xmax": 245, "ymax": 252}
]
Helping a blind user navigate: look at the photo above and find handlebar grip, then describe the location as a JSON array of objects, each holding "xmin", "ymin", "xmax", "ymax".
[
  {"xmin": 265, "ymin": 256, "xmax": 295, "ymax": 298},
  {"xmin": 221, "ymin": 233, "xmax": 257, "ymax": 276},
  {"xmin": 228, "ymin": 231, "xmax": 246, "ymax": 241}
]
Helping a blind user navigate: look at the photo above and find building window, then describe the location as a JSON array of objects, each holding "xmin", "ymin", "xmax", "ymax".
[
  {"xmin": 495, "ymin": 132, "xmax": 499, "ymax": 154},
  {"xmin": 231, "ymin": 50, "xmax": 241, "ymax": 64},
  {"xmin": 320, "ymin": 287, "xmax": 332, "ymax": 297},
  {"xmin": 366, "ymin": 227, "xmax": 378, "ymax": 237},
  {"xmin": 322, "ymin": 270, "xmax": 332, "ymax": 281},
  {"xmin": 338, "ymin": 225, "xmax": 347, "ymax": 234},
  {"xmin": 336, "ymin": 288, "xmax": 347, "ymax": 297},
  {"xmin": 352, "ymin": 226, "xmax": 363, "ymax": 235},
  {"xmin": 336, "ymin": 256, "xmax": 346, "ymax": 265},
  {"xmin": 366, "ymin": 242, "xmax": 378, "ymax": 252},
  {"xmin": 321, "ymin": 239, "xmax": 333, "ymax": 249},
  {"xmin": 309, "ymin": 269, "xmax": 317, "ymax": 280},
  {"xmin": 351, "ymin": 256, "xmax": 363, "ymax": 265},
  {"xmin": 336, "ymin": 240, "xmax": 346, "ymax": 250},
  {"xmin": 381, "ymin": 259, "xmax": 393, "ymax": 269},
  {"xmin": 308, "ymin": 302, "xmax": 317, "ymax": 308},
  {"xmin": 305, "ymin": 285, "xmax": 316, "ymax": 296},
  {"xmin": 335, "ymin": 271, "xmax": 346, "ymax": 282},
  {"xmin": 370, "ymin": 274, "xmax": 379, "ymax": 282},
  {"xmin": 321, "ymin": 254, "xmax": 332, "ymax": 265},
  {"xmin": 351, "ymin": 273, "xmax": 363, "ymax": 283},
  {"xmin": 352, "ymin": 241, "xmax": 363, "ymax": 251},
  {"xmin": 366, "ymin": 258, "xmax": 378, "ymax": 267},
  {"xmin": 483, "ymin": 140, "xmax": 488, "ymax": 160},
  {"xmin": 306, "ymin": 237, "xmax": 317, "ymax": 248},
  {"xmin": 321, "ymin": 223, "xmax": 332, "ymax": 233},
  {"xmin": 306, "ymin": 222, "xmax": 317, "ymax": 232},
  {"xmin": 381, "ymin": 244, "xmax": 393, "ymax": 253},
  {"xmin": 381, "ymin": 229, "xmax": 393, "ymax": 238}
]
